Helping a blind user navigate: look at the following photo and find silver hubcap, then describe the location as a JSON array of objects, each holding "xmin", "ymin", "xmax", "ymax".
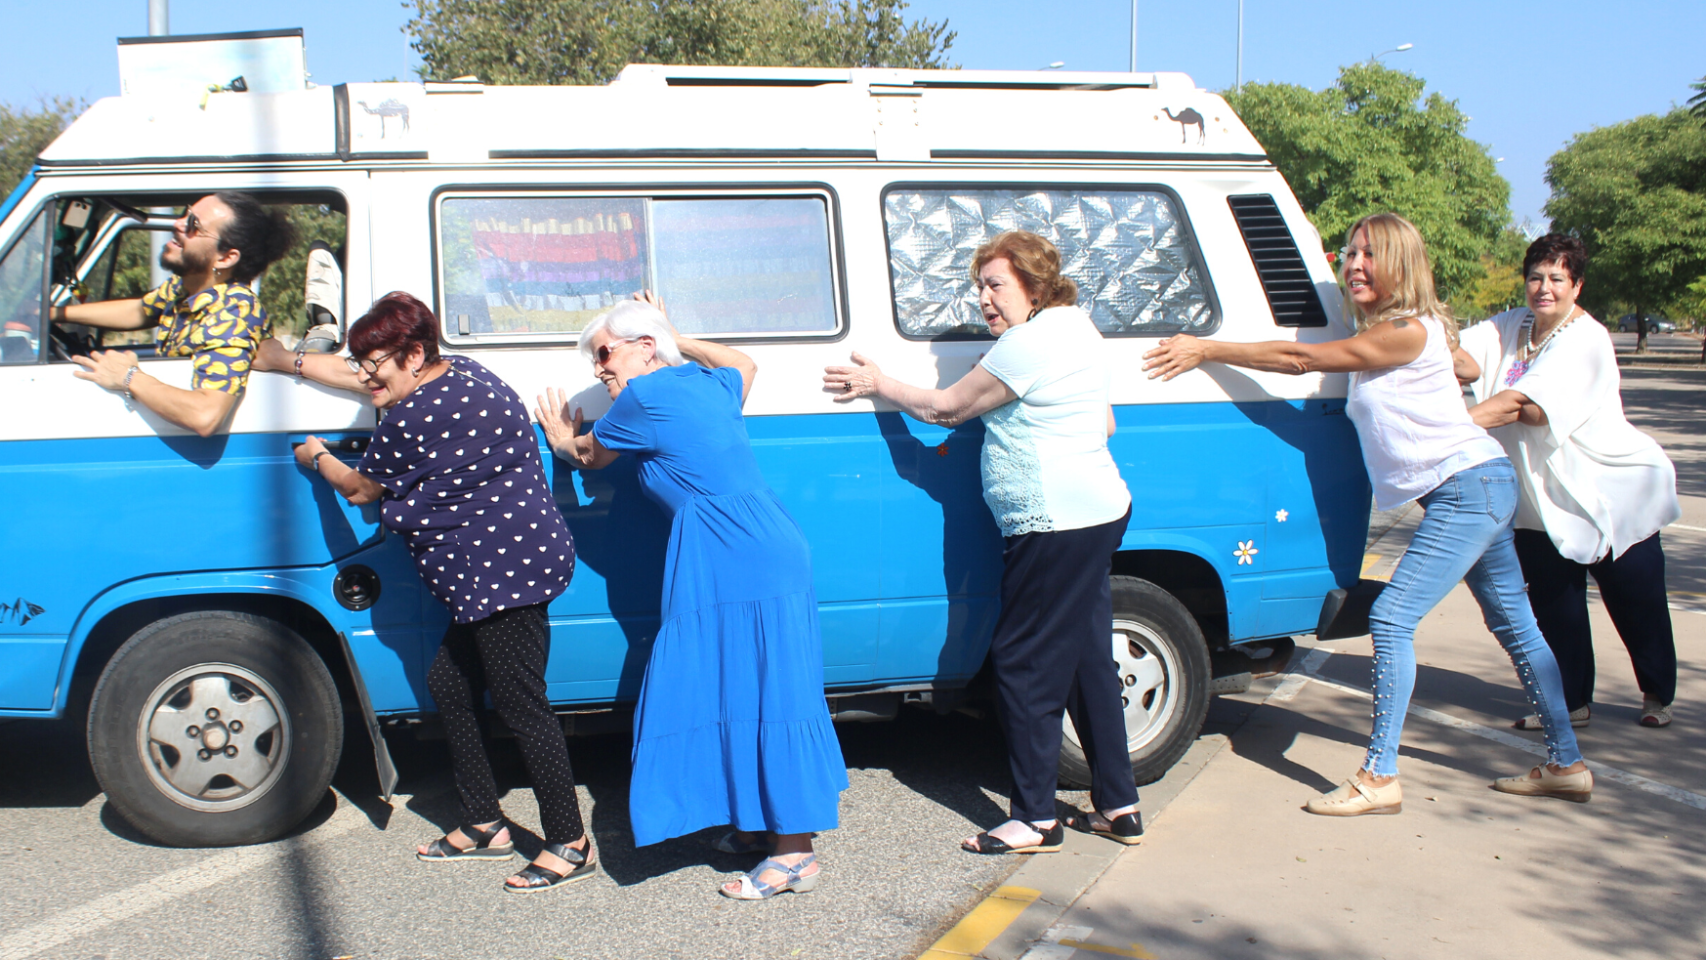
[
  {"xmin": 137, "ymin": 663, "xmax": 289, "ymax": 812},
  {"xmin": 1064, "ymin": 618, "xmax": 1179, "ymax": 754}
]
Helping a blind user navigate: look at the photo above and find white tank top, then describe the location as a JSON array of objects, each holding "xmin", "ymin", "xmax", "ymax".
[{"xmin": 1346, "ymin": 315, "xmax": 1506, "ymax": 511}]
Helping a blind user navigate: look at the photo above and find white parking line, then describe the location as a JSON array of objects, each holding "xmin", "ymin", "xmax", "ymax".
[
  {"xmin": 0, "ymin": 785, "xmax": 445, "ymax": 960},
  {"xmin": 1267, "ymin": 646, "xmax": 1332, "ymax": 703},
  {"xmin": 1667, "ymin": 523, "xmax": 1706, "ymax": 533}
]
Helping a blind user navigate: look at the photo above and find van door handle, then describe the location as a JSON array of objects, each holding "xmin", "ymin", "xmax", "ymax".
[{"xmin": 291, "ymin": 437, "xmax": 371, "ymax": 453}]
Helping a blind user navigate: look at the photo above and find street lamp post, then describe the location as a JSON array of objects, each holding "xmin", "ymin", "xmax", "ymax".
[
  {"xmin": 1130, "ymin": 0, "xmax": 1138, "ymax": 73},
  {"xmin": 1236, "ymin": 0, "xmax": 1244, "ymax": 90},
  {"xmin": 1370, "ymin": 42, "xmax": 1414, "ymax": 64},
  {"xmin": 148, "ymin": 0, "xmax": 170, "ymax": 289}
]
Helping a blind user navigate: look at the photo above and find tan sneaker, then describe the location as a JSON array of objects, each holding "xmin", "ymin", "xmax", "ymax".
[
  {"xmin": 1304, "ymin": 776, "xmax": 1402, "ymax": 816},
  {"xmin": 1492, "ymin": 765, "xmax": 1593, "ymax": 803},
  {"xmin": 1639, "ymin": 698, "xmax": 1672, "ymax": 728}
]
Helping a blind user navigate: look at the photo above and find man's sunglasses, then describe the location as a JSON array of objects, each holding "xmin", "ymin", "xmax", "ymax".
[{"xmin": 182, "ymin": 209, "xmax": 229, "ymax": 249}]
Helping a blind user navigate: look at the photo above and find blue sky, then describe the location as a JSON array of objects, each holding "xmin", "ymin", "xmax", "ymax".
[{"xmin": 3, "ymin": 0, "xmax": 1701, "ymax": 225}]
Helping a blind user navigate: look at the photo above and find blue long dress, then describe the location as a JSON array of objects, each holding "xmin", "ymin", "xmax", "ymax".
[{"xmin": 591, "ymin": 362, "xmax": 848, "ymax": 846}]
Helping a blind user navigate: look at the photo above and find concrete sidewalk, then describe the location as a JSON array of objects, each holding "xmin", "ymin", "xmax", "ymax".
[{"xmin": 973, "ymin": 506, "xmax": 1706, "ymax": 960}]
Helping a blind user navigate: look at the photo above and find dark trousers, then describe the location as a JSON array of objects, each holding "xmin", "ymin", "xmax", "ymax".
[
  {"xmin": 426, "ymin": 603, "xmax": 586, "ymax": 844},
  {"xmin": 990, "ymin": 510, "xmax": 1138, "ymax": 824},
  {"xmin": 1514, "ymin": 529, "xmax": 1677, "ymax": 710}
]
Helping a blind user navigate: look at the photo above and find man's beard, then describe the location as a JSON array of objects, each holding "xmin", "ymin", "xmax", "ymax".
[{"xmin": 158, "ymin": 243, "xmax": 212, "ymax": 278}]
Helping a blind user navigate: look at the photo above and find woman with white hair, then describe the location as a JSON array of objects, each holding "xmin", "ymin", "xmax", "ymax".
[{"xmin": 536, "ymin": 294, "xmax": 847, "ymax": 900}]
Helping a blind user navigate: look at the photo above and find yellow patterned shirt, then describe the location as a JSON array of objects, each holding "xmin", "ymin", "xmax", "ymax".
[{"xmin": 140, "ymin": 277, "xmax": 270, "ymax": 395}]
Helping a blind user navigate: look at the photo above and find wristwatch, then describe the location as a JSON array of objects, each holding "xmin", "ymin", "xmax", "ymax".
[{"xmin": 312, "ymin": 451, "xmax": 330, "ymax": 472}]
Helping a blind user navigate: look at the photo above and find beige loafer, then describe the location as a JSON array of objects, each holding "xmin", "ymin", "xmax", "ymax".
[
  {"xmin": 1304, "ymin": 775, "xmax": 1402, "ymax": 817},
  {"xmin": 1639, "ymin": 698, "xmax": 1672, "ymax": 728},
  {"xmin": 1492, "ymin": 765, "xmax": 1593, "ymax": 803},
  {"xmin": 1512, "ymin": 704, "xmax": 1590, "ymax": 731}
]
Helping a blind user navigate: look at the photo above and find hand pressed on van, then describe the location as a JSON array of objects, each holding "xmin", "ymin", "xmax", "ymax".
[
  {"xmin": 535, "ymin": 388, "xmax": 618, "ymax": 470},
  {"xmin": 823, "ymin": 351, "xmax": 1014, "ymax": 426}
]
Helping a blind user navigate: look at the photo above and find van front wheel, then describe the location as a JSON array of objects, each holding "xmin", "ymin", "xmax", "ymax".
[
  {"xmin": 87, "ymin": 611, "xmax": 343, "ymax": 847},
  {"xmin": 1058, "ymin": 576, "xmax": 1210, "ymax": 789}
]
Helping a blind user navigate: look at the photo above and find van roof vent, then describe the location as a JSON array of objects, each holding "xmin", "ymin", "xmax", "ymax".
[{"xmin": 1227, "ymin": 194, "xmax": 1328, "ymax": 328}]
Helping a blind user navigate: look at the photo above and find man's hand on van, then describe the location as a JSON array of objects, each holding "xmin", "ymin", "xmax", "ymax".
[{"xmin": 71, "ymin": 349, "xmax": 142, "ymax": 391}]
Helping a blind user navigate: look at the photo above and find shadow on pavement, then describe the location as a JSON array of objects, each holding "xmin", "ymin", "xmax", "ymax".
[{"xmin": 1620, "ymin": 367, "xmax": 1706, "ymax": 498}]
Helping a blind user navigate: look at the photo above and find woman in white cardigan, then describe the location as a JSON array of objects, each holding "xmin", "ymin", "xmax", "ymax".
[{"xmin": 1463, "ymin": 233, "xmax": 1679, "ymax": 728}]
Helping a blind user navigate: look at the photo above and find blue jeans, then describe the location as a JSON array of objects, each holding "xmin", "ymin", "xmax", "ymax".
[{"xmin": 1363, "ymin": 458, "xmax": 1584, "ymax": 777}]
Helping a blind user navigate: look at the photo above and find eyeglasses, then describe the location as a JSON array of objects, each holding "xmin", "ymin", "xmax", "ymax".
[
  {"xmin": 346, "ymin": 350, "xmax": 399, "ymax": 376},
  {"xmin": 182, "ymin": 209, "xmax": 229, "ymax": 248},
  {"xmin": 594, "ymin": 338, "xmax": 637, "ymax": 365}
]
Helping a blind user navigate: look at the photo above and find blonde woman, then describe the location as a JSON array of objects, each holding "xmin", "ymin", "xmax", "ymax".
[{"xmin": 1144, "ymin": 213, "xmax": 1591, "ymax": 815}]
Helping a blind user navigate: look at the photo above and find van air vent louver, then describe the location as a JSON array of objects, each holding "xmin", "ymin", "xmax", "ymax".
[{"xmin": 1227, "ymin": 194, "xmax": 1328, "ymax": 328}]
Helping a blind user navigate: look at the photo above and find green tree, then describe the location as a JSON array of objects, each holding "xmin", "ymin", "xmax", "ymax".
[
  {"xmin": 1, "ymin": 97, "xmax": 82, "ymax": 199},
  {"xmin": 405, "ymin": 0, "xmax": 955, "ymax": 86},
  {"xmin": 1544, "ymin": 108, "xmax": 1706, "ymax": 350},
  {"xmin": 1688, "ymin": 75, "xmax": 1706, "ymax": 121},
  {"xmin": 1225, "ymin": 63, "xmax": 1510, "ymax": 306},
  {"xmin": 1458, "ymin": 226, "xmax": 1530, "ymax": 321}
]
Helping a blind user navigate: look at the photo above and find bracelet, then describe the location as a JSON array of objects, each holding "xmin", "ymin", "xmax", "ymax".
[
  {"xmin": 312, "ymin": 450, "xmax": 330, "ymax": 472},
  {"xmin": 294, "ymin": 341, "xmax": 308, "ymax": 379},
  {"xmin": 122, "ymin": 364, "xmax": 139, "ymax": 401}
]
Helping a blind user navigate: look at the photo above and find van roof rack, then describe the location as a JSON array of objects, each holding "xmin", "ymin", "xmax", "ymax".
[{"xmin": 611, "ymin": 64, "xmax": 1195, "ymax": 92}]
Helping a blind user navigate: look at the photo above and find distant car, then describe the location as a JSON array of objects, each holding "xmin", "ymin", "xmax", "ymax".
[{"xmin": 1618, "ymin": 314, "xmax": 1676, "ymax": 333}]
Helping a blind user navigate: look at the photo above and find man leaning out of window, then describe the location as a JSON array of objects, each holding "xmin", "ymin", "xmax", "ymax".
[{"xmin": 53, "ymin": 192, "xmax": 295, "ymax": 437}]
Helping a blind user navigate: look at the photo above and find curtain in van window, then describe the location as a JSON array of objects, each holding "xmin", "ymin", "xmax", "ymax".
[
  {"xmin": 883, "ymin": 189, "xmax": 1218, "ymax": 339},
  {"xmin": 438, "ymin": 195, "xmax": 839, "ymax": 339}
]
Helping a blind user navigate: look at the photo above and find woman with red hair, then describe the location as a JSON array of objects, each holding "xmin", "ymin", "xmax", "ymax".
[
  {"xmin": 825, "ymin": 230, "xmax": 1139, "ymax": 855},
  {"xmin": 268, "ymin": 293, "xmax": 594, "ymax": 893}
]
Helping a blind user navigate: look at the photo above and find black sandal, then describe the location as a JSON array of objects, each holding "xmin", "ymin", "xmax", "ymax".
[
  {"xmin": 418, "ymin": 819, "xmax": 515, "ymax": 862},
  {"xmin": 1064, "ymin": 809, "xmax": 1144, "ymax": 845},
  {"xmin": 505, "ymin": 841, "xmax": 599, "ymax": 894},
  {"xmin": 962, "ymin": 820, "xmax": 1064, "ymax": 855}
]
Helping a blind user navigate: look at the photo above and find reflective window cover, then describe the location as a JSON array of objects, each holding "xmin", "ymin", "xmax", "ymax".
[{"xmin": 883, "ymin": 188, "xmax": 1218, "ymax": 338}]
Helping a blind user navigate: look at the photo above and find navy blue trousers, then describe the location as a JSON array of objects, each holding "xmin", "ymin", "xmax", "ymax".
[
  {"xmin": 1514, "ymin": 529, "xmax": 1677, "ymax": 710},
  {"xmin": 990, "ymin": 510, "xmax": 1138, "ymax": 823}
]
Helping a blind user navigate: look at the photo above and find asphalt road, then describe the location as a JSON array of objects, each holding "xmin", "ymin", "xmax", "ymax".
[
  {"xmin": 1, "ymin": 360, "xmax": 1698, "ymax": 960},
  {"xmin": 0, "ymin": 695, "xmax": 1122, "ymax": 960}
]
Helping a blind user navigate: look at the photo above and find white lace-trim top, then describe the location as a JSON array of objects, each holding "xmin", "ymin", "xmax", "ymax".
[{"xmin": 978, "ymin": 306, "xmax": 1131, "ymax": 537}]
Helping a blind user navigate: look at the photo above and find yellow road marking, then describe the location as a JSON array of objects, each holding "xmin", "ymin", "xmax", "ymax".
[
  {"xmin": 1361, "ymin": 552, "xmax": 1381, "ymax": 575},
  {"xmin": 1059, "ymin": 940, "xmax": 1159, "ymax": 959},
  {"xmin": 917, "ymin": 886, "xmax": 1041, "ymax": 959}
]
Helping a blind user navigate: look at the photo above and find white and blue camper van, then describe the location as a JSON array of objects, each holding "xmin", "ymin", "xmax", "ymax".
[{"xmin": 0, "ymin": 60, "xmax": 1374, "ymax": 846}]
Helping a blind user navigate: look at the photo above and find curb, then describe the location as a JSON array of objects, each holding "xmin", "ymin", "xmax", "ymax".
[{"xmin": 913, "ymin": 733, "xmax": 1232, "ymax": 960}]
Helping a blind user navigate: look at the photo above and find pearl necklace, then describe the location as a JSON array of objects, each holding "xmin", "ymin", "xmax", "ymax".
[{"xmin": 1524, "ymin": 305, "xmax": 1578, "ymax": 360}]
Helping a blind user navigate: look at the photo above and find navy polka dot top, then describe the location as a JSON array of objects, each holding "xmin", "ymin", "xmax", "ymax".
[{"xmin": 358, "ymin": 356, "xmax": 574, "ymax": 623}]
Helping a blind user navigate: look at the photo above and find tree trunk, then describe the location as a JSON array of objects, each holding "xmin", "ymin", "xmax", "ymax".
[{"xmin": 1636, "ymin": 302, "xmax": 1648, "ymax": 354}]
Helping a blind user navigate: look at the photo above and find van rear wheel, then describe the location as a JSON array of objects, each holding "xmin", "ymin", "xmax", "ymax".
[
  {"xmin": 1058, "ymin": 576, "xmax": 1210, "ymax": 789},
  {"xmin": 87, "ymin": 611, "xmax": 342, "ymax": 847}
]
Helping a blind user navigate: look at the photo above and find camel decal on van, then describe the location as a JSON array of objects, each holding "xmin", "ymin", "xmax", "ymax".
[{"xmin": 1163, "ymin": 107, "xmax": 1206, "ymax": 145}]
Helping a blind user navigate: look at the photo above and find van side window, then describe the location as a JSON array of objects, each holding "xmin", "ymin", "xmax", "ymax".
[
  {"xmin": 883, "ymin": 187, "xmax": 1219, "ymax": 339},
  {"xmin": 0, "ymin": 209, "xmax": 48, "ymax": 365},
  {"xmin": 438, "ymin": 193, "xmax": 841, "ymax": 342}
]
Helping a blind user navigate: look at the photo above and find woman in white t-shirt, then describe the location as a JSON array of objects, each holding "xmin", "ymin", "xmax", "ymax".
[
  {"xmin": 1144, "ymin": 213, "xmax": 1591, "ymax": 815},
  {"xmin": 825, "ymin": 230, "xmax": 1139, "ymax": 855},
  {"xmin": 1463, "ymin": 233, "xmax": 1679, "ymax": 729}
]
